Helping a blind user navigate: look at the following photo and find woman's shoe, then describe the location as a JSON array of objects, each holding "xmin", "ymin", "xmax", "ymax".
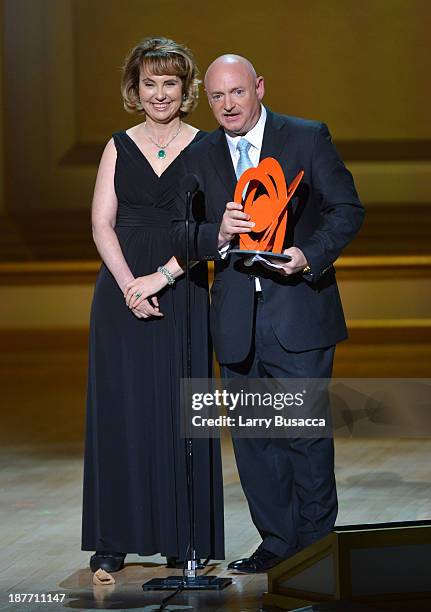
[
  {"xmin": 90, "ymin": 551, "xmax": 126, "ymax": 573},
  {"xmin": 165, "ymin": 556, "xmax": 205, "ymax": 569}
]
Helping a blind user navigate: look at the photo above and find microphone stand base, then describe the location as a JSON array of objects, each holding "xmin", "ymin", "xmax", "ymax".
[{"xmin": 142, "ymin": 575, "xmax": 232, "ymax": 591}]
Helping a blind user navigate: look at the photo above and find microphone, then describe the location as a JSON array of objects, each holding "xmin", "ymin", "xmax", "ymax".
[{"xmin": 181, "ymin": 173, "xmax": 200, "ymax": 195}]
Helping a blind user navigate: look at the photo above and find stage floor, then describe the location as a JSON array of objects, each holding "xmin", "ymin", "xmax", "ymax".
[{"xmin": 1, "ymin": 345, "xmax": 430, "ymax": 611}]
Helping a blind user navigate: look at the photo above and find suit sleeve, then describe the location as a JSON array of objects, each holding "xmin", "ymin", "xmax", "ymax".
[
  {"xmin": 295, "ymin": 123, "xmax": 365, "ymax": 280},
  {"xmin": 171, "ymin": 153, "xmax": 222, "ymax": 262}
]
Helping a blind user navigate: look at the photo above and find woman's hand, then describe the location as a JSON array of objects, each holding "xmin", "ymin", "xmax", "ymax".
[
  {"xmin": 124, "ymin": 272, "xmax": 166, "ymax": 309},
  {"xmin": 131, "ymin": 296, "xmax": 163, "ymax": 319}
]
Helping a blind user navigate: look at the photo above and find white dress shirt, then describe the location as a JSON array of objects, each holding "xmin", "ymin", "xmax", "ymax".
[
  {"xmin": 220, "ymin": 105, "xmax": 267, "ymax": 291},
  {"xmin": 225, "ymin": 104, "xmax": 267, "ymax": 169}
]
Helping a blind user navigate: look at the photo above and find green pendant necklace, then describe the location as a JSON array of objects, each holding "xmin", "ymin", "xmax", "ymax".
[{"xmin": 144, "ymin": 121, "xmax": 182, "ymax": 159}]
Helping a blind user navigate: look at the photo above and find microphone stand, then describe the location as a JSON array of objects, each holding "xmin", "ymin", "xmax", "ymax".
[{"xmin": 142, "ymin": 181, "xmax": 232, "ymax": 604}]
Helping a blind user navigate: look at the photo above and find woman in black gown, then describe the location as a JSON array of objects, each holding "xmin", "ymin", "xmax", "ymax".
[{"xmin": 81, "ymin": 37, "xmax": 224, "ymax": 572}]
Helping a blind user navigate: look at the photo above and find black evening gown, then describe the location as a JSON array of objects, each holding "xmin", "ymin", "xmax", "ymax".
[{"xmin": 81, "ymin": 131, "xmax": 224, "ymax": 559}]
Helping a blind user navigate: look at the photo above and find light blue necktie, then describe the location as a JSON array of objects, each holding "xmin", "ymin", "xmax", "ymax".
[
  {"xmin": 235, "ymin": 138, "xmax": 258, "ymax": 273},
  {"xmin": 235, "ymin": 138, "xmax": 253, "ymax": 179}
]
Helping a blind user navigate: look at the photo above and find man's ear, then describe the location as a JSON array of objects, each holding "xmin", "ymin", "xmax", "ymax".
[{"xmin": 256, "ymin": 76, "xmax": 265, "ymax": 101}]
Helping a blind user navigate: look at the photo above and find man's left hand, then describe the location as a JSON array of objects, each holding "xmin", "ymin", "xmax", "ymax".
[{"xmin": 269, "ymin": 247, "xmax": 309, "ymax": 276}]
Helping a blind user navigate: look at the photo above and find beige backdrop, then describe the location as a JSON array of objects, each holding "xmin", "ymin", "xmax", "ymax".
[{"xmin": 2, "ymin": 0, "xmax": 431, "ymax": 212}]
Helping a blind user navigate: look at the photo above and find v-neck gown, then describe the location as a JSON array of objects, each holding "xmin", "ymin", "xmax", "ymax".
[{"xmin": 81, "ymin": 131, "xmax": 224, "ymax": 559}]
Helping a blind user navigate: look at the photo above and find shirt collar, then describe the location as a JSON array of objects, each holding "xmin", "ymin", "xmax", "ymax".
[{"xmin": 225, "ymin": 105, "xmax": 267, "ymax": 157}]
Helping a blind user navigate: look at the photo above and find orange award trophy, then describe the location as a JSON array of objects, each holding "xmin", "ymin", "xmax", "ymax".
[{"xmin": 230, "ymin": 157, "xmax": 304, "ymax": 266}]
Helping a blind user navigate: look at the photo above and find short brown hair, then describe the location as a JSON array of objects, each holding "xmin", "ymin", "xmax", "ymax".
[{"xmin": 121, "ymin": 36, "xmax": 200, "ymax": 116}]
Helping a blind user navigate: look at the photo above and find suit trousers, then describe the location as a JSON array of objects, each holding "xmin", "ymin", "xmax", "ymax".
[{"xmin": 220, "ymin": 292, "xmax": 338, "ymax": 558}]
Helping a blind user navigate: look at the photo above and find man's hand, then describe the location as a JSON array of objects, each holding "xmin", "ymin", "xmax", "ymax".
[
  {"xmin": 218, "ymin": 202, "xmax": 255, "ymax": 247},
  {"xmin": 270, "ymin": 247, "xmax": 309, "ymax": 276}
]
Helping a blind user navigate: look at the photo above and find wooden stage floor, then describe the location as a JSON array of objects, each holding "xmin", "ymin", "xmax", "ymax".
[{"xmin": 1, "ymin": 345, "xmax": 430, "ymax": 611}]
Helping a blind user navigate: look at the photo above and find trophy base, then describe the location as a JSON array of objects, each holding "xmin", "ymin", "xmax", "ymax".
[{"xmin": 229, "ymin": 249, "xmax": 292, "ymax": 265}]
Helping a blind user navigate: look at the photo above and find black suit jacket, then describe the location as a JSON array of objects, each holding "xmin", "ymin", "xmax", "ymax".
[{"xmin": 172, "ymin": 109, "xmax": 364, "ymax": 364}]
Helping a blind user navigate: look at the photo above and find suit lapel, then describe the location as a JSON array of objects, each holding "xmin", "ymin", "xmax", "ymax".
[
  {"xmin": 260, "ymin": 108, "xmax": 290, "ymax": 164},
  {"xmin": 208, "ymin": 128, "xmax": 237, "ymax": 202},
  {"xmin": 260, "ymin": 109, "xmax": 302, "ymax": 220}
]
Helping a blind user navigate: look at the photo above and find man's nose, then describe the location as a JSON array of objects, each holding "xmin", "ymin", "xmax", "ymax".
[{"xmin": 224, "ymin": 95, "xmax": 234, "ymax": 111}]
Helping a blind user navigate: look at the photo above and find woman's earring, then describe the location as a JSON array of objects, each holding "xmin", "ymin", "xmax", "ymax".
[{"xmin": 183, "ymin": 93, "xmax": 187, "ymax": 100}]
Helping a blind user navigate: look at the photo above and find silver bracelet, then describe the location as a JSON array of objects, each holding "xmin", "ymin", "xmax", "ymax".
[{"xmin": 157, "ymin": 265, "xmax": 175, "ymax": 285}]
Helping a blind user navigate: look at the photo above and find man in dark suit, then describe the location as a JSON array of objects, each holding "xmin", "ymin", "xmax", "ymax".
[{"xmin": 172, "ymin": 55, "xmax": 364, "ymax": 573}]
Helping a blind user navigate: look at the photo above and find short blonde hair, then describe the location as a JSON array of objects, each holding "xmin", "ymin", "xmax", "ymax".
[{"xmin": 121, "ymin": 36, "xmax": 200, "ymax": 116}]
